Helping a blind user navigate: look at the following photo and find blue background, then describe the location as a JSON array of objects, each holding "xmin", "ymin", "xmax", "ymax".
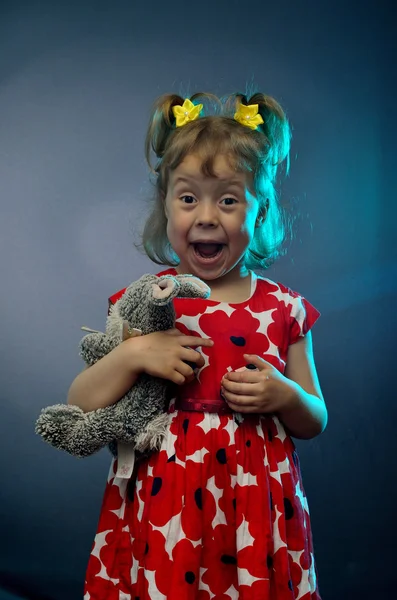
[{"xmin": 0, "ymin": 0, "xmax": 396, "ymax": 598}]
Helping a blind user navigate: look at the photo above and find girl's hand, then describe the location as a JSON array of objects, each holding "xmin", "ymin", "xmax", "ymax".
[
  {"xmin": 127, "ymin": 328, "xmax": 213, "ymax": 385},
  {"xmin": 221, "ymin": 354, "xmax": 298, "ymax": 414}
]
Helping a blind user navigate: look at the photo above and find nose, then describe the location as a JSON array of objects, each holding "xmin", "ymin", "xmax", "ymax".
[{"xmin": 196, "ymin": 202, "xmax": 218, "ymax": 227}]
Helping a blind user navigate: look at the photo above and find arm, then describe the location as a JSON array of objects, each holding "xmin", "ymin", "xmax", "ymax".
[
  {"xmin": 279, "ymin": 331, "xmax": 327, "ymax": 439},
  {"xmin": 67, "ymin": 338, "xmax": 141, "ymax": 412},
  {"xmin": 67, "ymin": 330, "xmax": 213, "ymax": 413}
]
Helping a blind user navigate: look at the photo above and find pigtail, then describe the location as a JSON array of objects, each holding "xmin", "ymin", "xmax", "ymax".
[
  {"xmin": 222, "ymin": 91, "xmax": 291, "ymax": 181},
  {"xmin": 145, "ymin": 94, "xmax": 184, "ymax": 172},
  {"xmin": 190, "ymin": 92, "xmax": 222, "ymax": 114},
  {"xmin": 144, "ymin": 93, "xmax": 221, "ymax": 174},
  {"xmin": 247, "ymin": 92, "xmax": 291, "ymax": 175},
  {"xmin": 221, "ymin": 92, "xmax": 245, "ymax": 122}
]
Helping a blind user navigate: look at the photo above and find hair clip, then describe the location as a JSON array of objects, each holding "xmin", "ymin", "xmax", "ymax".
[
  {"xmin": 234, "ymin": 103, "xmax": 264, "ymax": 130},
  {"xmin": 172, "ymin": 98, "xmax": 203, "ymax": 127}
]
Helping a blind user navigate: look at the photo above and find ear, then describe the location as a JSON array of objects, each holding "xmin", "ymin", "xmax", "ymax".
[
  {"xmin": 151, "ymin": 276, "xmax": 180, "ymax": 305},
  {"xmin": 255, "ymin": 199, "xmax": 269, "ymax": 227},
  {"xmin": 174, "ymin": 274, "xmax": 211, "ymax": 299}
]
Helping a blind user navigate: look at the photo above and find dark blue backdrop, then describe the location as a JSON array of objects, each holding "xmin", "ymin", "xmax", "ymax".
[{"xmin": 0, "ymin": 0, "xmax": 396, "ymax": 598}]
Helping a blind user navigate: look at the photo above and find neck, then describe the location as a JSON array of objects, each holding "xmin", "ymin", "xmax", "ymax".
[
  {"xmin": 206, "ymin": 264, "xmax": 249, "ymax": 286},
  {"xmin": 203, "ymin": 267, "xmax": 252, "ymax": 303}
]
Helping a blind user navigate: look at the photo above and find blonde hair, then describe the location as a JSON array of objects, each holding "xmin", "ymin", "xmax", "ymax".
[{"xmin": 141, "ymin": 91, "xmax": 291, "ymax": 270}]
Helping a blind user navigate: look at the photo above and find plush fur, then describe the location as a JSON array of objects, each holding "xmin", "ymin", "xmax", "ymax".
[{"xmin": 35, "ymin": 273, "xmax": 210, "ymax": 458}]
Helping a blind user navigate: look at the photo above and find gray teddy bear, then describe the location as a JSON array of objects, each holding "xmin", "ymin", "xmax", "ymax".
[{"xmin": 35, "ymin": 273, "xmax": 210, "ymax": 459}]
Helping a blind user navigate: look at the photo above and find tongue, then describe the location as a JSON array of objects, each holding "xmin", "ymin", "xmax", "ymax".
[{"xmin": 195, "ymin": 243, "xmax": 221, "ymax": 257}]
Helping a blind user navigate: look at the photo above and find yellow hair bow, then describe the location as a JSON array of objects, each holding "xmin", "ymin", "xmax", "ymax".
[
  {"xmin": 172, "ymin": 99, "xmax": 203, "ymax": 127},
  {"xmin": 234, "ymin": 103, "xmax": 264, "ymax": 130}
]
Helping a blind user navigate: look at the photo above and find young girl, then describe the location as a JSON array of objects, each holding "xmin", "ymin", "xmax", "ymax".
[{"xmin": 69, "ymin": 92, "xmax": 327, "ymax": 599}]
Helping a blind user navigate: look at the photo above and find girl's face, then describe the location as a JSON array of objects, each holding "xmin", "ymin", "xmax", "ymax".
[{"xmin": 164, "ymin": 153, "xmax": 260, "ymax": 283}]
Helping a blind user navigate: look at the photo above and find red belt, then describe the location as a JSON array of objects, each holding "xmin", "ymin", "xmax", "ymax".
[{"xmin": 174, "ymin": 397, "xmax": 232, "ymax": 414}]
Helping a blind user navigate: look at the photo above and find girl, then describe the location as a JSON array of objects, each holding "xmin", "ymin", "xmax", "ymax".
[{"xmin": 69, "ymin": 92, "xmax": 327, "ymax": 599}]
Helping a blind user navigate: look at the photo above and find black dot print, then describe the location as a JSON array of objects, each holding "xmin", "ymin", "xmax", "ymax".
[
  {"xmin": 221, "ymin": 554, "xmax": 237, "ymax": 565},
  {"xmin": 230, "ymin": 336, "xmax": 246, "ymax": 346},
  {"xmin": 284, "ymin": 497, "xmax": 294, "ymax": 520},
  {"xmin": 195, "ymin": 487, "xmax": 203, "ymax": 510},
  {"xmin": 185, "ymin": 571, "xmax": 195, "ymax": 584},
  {"xmin": 127, "ymin": 478, "xmax": 136, "ymax": 502},
  {"xmin": 216, "ymin": 448, "xmax": 227, "ymax": 464},
  {"xmin": 267, "ymin": 554, "xmax": 273, "ymax": 569},
  {"xmin": 167, "ymin": 454, "xmax": 176, "ymax": 462},
  {"xmin": 183, "ymin": 419, "xmax": 189, "ymax": 434},
  {"xmin": 246, "ymin": 440, "xmax": 251, "ymax": 447},
  {"xmin": 151, "ymin": 477, "xmax": 162, "ymax": 496}
]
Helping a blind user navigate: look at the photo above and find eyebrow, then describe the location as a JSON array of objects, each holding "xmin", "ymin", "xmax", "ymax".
[{"xmin": 173, "ymin": 176, "xmax": 244, "ymax": 188}]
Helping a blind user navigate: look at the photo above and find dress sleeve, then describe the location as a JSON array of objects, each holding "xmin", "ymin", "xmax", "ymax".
[{"xmin": 286, "ymin": 289, "xmax": 321, "ymax": 346}]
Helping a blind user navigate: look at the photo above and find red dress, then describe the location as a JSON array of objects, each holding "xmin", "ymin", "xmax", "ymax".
[{"xmin": 84, "ymin": 269, "xmax": 322, "ymax": 600}]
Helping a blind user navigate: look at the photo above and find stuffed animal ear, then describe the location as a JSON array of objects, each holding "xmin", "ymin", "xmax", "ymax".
[
  {"xmin": 174, "ymin": 275, "xmax": 211, "ymax": 299},
  {"xmin": 151, "ymin": 276, "xmax": 180, "ymax": 305}
]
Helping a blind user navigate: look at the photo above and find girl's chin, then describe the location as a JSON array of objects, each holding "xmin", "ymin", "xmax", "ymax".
[{"xmin": 176, "ymin": 264, "xmax": 224, "ymax": 279}]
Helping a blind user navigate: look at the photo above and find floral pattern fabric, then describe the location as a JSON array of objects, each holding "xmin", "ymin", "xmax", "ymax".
[{"xmin": 84, "ymin": 269, "xmax": 321, "ymax": 599}]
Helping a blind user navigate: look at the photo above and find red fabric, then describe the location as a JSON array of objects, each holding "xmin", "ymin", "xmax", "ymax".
[
  {"xmin": 173, "ymin": 398, "xmax": 233, "ymax": 414},
  {"xmin": 86, "ymin": 269, "xmax": 321, "ymax": 599},
  {"xmin": 108, "ymin": 288, "xmax": 127, "ymax": 315}
]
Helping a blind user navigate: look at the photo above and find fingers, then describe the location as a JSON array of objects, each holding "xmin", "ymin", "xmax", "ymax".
[
  {"xmin": 171, "ymin": 371, "xmax": 187, "ymax": 385},
  {"xmin": 221, "ymin": 388, "xmax": 252, "ymax": 404},
  {"xmin": 195, "ymin": 354, "xmax": 205, "ymax": 369},
  {"xmin": 243, "ymin": 354, "xmax": 273, "ymax": 370},
  {"xmin": 182, "ymin": 336, "xmax": 213, "ymax": 348},
  {"xmin": 223, "ymin": 370, "xmax": 260, "ymax": 384},
  {"xmin": 220, "ymin": 386, "xmax": 259, "ymax": 409},
  {"xmin": 174, "ymin": 345, "xmax": 207, "ymax": 384},
  {"xmin": 221, "ymin": 388, "xmax": 268, "ymax": 413},
  {"xmin": 173, "ymin": 358, "xmax": 198, "ymax": 385},
  {"xmin": 222, "ymin": 380, "xmax": 260, "ymax": 397},
  {"xmin": 184, "ymin": 347, "xmax": 205, "ymax": 367},
  {"xmin": 184, "ymin": 372, "xmax": 196, "ymax": 385},
  {"xmin": 164, "ymin": 330, "xmax": 213, "ymax": 347},
  {"xmin": 169, "ymin": 362, "xmax": 193, "ymax": 385}
]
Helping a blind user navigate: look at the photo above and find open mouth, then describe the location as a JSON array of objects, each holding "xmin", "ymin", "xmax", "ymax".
[{"xmin": 193, "ymin": 243, "xmax": 224, "ymax": 260}]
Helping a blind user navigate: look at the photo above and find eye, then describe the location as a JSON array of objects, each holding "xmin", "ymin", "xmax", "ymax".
[
  {"xmin": 180, "ymin": 195, "xmax": 196, "ymax": 204},
  {"xmin": 221, "ymin": 197, "xmax": 238, "ymax": 206}
]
